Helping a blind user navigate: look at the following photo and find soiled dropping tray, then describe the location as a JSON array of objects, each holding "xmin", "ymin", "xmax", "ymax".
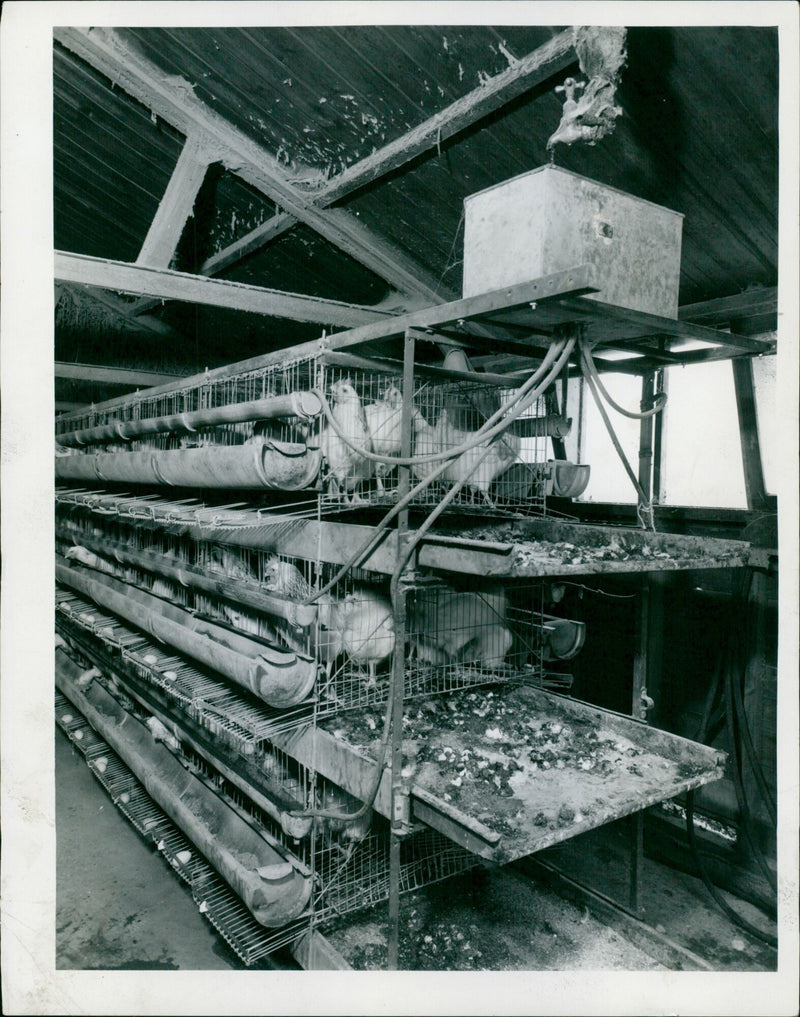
[{"xmin": 323, "ymin": 684, "xmax": 726, "ymax": 863}]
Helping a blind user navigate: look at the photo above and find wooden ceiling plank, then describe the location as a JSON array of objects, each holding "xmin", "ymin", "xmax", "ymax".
[
  {"xmin": 55, "ymin": 251, "xmax": 394, "ymax": 328},
  {"xmin": 136, "ymin": 134, "xmax": 211, "ymax": 269},
  {"xmin": 319, "ymin": 29, "xmax": 575, "ymax": 206},
  {"xmin": 53, "ymin": 27, "xmax": 451, "ymax": 305},
  {"xmin": 183, "ymin": 29, "xmax": 575, "ymax": 282}
]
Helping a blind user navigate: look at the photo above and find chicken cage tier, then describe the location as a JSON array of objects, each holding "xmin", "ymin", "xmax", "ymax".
[
  {"xmin": 55, "ymin": 524, "xmax": 566, "ymax": 720},
  {"xmin": 56, "ymin": 646, "xmax": 478, "ymax": 946},
  {"xmin": 57, "ymin": 605, "xmax": 727, "ymax": 869},
  {"xmin": 55, "ymin": 349, "xmax": 573, "ymax": 518},
  {"xmin": 55, "ymin": 487, "xmax": 755, "ymax": 580}
]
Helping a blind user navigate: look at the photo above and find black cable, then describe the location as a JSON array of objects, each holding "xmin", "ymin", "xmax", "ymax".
[
  {"xmin": 685, "ymin": 568, "xmax": 778, "ymax": 942},
  {"xmin": 686, "ymin": 790, "xmax": 777, "ymax": 948},
  {"xmin": 728, "ymin": 573, "xmax": 777, "ymax": 826}
]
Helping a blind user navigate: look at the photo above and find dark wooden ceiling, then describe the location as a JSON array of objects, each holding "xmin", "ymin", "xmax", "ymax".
[{"xmin": 53, "ymin": 25, "xmax": 778, "ymax": 406}]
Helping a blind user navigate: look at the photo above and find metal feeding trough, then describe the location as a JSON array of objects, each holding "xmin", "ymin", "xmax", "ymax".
[
  {"xmin": 490, "ymin": 460, "xmax": 590, "ymax": 503},
  {"xmin": 542, "ymin": 615, "xmax": 586, "ymax": 661}
]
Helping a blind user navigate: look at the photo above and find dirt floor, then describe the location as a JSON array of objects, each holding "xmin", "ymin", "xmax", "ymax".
[{"xmin": 56, "ymin": 726, "xmax": 777, "ymax": 972}]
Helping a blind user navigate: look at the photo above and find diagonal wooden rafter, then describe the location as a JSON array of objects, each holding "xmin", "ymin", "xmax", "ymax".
[
  {"xmin": 54, "ymin": 26, "xmax": 577, "ymax": 315},
  {"xmin": 190, "ymin": 29, "xmax": 577, "ymax": 280},
  {"xmin": 136, "ymin": 133, "xmax": 211, "ymax": 269},
  {"xmin": 54, "ymin": 26, "xmax": 452, "ymax": 305}
]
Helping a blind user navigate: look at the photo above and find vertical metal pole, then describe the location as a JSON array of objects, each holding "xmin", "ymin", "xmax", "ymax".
[
  {"xmin": 652, "ymin": 362, "xmax": 667, "ymax": 505},
  {"xmin": 628, "ymin": 371, "xmax": 658, "ymax": 915},
  {"xmin": 629, "ymin": 811, "xmax": 644, "ymax": 915},
  {"xmin": 387, "ymin": 327, "xmax": 416, "ymax": 970},
  {"xmin": 638, "ymin": 369, "xmax": 656, "ymax": 524}
]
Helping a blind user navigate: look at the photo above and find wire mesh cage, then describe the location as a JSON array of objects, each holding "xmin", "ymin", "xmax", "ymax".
[
  {"xmin": 405, "ymin": 574, "xmax": 548, "ymax": 694},
  {"xmin": 56, "ymin": 675, "xmax": 476, "ymax": 966},
  {"xmin": 319, "ymin": 361, "xmax": 552, "ymax": 516},
  {"xmin": 313, "ymin": 803, "xmax": 477, "ymax": 925},
  {"xmin": 55, "ymin": 349, "xmax": 559, "ymax": 517}
]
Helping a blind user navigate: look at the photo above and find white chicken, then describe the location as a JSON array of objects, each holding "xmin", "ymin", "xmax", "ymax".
[
  {"xmin": 321, "ymin": 378, "xmax": 374, "ymax": 503},
  {"xmin": 333, "ymin": 589, "xmax": 395, "ymax": 686},
  {"xmin": 437, "ymin": 409, "xmax": 521, "ymax": 505},
  {"xmin": 64, "ymin": 545, "xmax": 115, "ymax": 574},
  {"xmin": 262, "ymin": 555, "xmax": 314, "ymax": 601},
  {"xmin": 364, "ymin": 384, "xmax": 404, "ymax": 496},
  {"xmin": 409, "ymin": 585, "xmax": 513, "ymax": 670}
]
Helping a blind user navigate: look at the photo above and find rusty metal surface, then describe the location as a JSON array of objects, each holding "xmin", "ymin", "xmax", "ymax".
[
  {"xmin": 319, "ymin": 684, "xmax": 726, "ymax": 864},
  {"xmin": 463, "ymin": 165, "xmax": 683, "ymax": 318}
]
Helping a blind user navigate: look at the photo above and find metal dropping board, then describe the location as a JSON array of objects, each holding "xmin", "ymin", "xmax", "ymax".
[
  {"xmin": 463, "ymin": 164, "xmax": 684, "ymax": 319},
  {"xmin": 323, "ymin": 684, "xmax": 726, "ymax": 864}
]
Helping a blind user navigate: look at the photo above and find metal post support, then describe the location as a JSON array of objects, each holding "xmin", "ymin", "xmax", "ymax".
[
  {"xmin": 630, "ymin": 375, "xmax": 655, "ymax": 921},
  {"xmin": 652, "ymin": 360, "xmax": 668, "ymax": 505},
  {"xmin": 387, "ymin": 327, "xmax": 417, "ymax": 969},
  {"xmin": 638, "ymin": 369, "xmax": 656, "ymax": 526}
]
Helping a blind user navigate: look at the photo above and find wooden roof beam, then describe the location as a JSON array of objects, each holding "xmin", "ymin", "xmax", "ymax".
[
  {"xmin": 55, "ymin": 362, "xmax": 185, "ymax": 386},
  {"xmin": 189, "ymin": 29, "xmax": 576, "ymax": 278},
  {"xmin": 136, "ymin": 133, "xmax": 211, "ymax": 269},
  {"xmin": 678, "ymin": 287, "xmax": 778, "ymax": 330},
  {"xmin": 53, "ymin": 27, "xmax": 452, "ymax": 306},
  {"xmin": 55, "ymin": 250, "xmax": 393, "ymax": 328}
]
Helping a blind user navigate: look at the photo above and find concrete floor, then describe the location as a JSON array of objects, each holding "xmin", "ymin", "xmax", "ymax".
[
  {"xmin": 56, "ymin": 731, "xmax": 244, "ymax": 970},
  {"xmin": 56, "ymin": 726, "xmax": 777, "ymax": 972}
]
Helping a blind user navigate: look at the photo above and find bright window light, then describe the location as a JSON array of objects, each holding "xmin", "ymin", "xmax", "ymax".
[{"xmin": 661, "ymin": 360, "xmax": 747, "ymax": 508}]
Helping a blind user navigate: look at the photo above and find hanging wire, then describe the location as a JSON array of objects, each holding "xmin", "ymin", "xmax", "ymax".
[
  {"xmin": 560, "ymin": 581, "xmax": 637, "ymax": 599},
  {"xmin": 686, "ymin": 567, "xmax": 778, "ymax": 946},
  {"xmin": 578, "ymin": 338, "xmax": 666, "ymax": 531},
  {"xmin": 289, "ymin": 333, "xmax": 578, "ymax": 824},
  {"xmin": 303, "ymin": 337, "xmax": 574, "ymax": 607}
]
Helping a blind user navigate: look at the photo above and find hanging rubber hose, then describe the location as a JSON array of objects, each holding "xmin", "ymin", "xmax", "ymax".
[
  {"xmin": 578, "ymin": 338, "xmax": 667, "ymax": 530},
  {"xmin": 685, "ymin": 789, "xmax": 777, "ymax": 947},
  {"xmin": 581, "ymin": 364, "xmax": 655, "ymax": 530},
  {"xmin": 314, "ymin": 336, "xmax": 565, "ymax": 471},
  {"xmin": 686, "ymin": 568, "xmax": 778, "ymax": 945},
  {"xmin": 580, "ymin": 341, "xmax": 668, "ymax": 419},
  {"xmin": 728, "ymin": 572, "xmax": 777, "ymax": 826},
  {"xmin": 303, "ymin": 335, "xmax": 576, "ymax": 606},
  {"xmin": 291, "ymin": 335, "xmax": 578, "ymax": 823}
]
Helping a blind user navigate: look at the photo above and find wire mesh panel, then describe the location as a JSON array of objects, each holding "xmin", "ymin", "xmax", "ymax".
[
  {"xmin": 56, "ymin": 350, "xmax": 557, "ymax": 518},
  {"xmin": 406, "ymin": 575, "xmax": 548, "ymax": 695},
  {"xmin": 55, "ymin": 354, "xmax": 321, "ymax": 446},
  {"xmin": 54, "ymin": 690, "xmax": 301, "ymax": 967},
  {"xmin": 319, "ymin": 362, "xmax": 552, "ymax": 516},
  {"xmin": 313, "ymin": 805, "xmax": 476, "ymax": 924}
]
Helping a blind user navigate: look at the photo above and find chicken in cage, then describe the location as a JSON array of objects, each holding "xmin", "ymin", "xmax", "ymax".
[
  {"xmin": 260, "ymin": 554, "xmax": 396, "ymax": 708},
  {"xmin": 317, "ymin": 362, "xmax": 557, "ymax": 515},
  {"xmin": 405, "ymin": 576, "xmax": 562, "ymax": 693}
]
